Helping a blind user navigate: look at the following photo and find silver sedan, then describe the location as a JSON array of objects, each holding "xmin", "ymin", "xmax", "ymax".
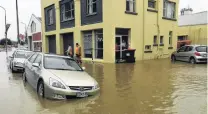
[
  {"xmin": 171, "ymin": 45, "xmax": 207, "ymax": 64},
  {"xmin": 23, "ymin": 53, "xmax": 99, "ymax": 100}
]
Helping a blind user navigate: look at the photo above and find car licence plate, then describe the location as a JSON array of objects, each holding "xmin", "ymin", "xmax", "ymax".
[{"xmin": 76, "ymin": 92, "xmax": 88, "ymax": 98}]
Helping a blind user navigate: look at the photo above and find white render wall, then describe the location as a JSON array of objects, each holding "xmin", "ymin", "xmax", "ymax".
[
  {"xmin": 178, "ymin": 11, "xmax": 208, "ymax": 26},
  {"xmin": 27, "ymin": 14, "xmax": 42, "ymax": 37}
]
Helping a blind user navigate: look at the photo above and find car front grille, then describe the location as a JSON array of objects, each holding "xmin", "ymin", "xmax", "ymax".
[{"xmin": 69, "ymin": 86, "xmax": 93, "ymax": 91}]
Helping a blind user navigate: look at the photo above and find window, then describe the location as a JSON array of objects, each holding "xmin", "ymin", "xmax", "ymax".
[
  {"xmin": 148, "ymin": 0, "xmax": 156, "ymax": 8},
  {"xmin": 185, "ymin": 46, "xmax": 193, "ymax": 52},
  {"xmin": 83, "ymin": 32, "xmax": 93, "ymax": 58},
  {"xmin": 87, "ymin": 0, "xmax": 97, "ymax": 15},
  {"xmin": 48, "ymin": 9, "xmax": 54, "ymax": 25},
  {"xmin": 126, "ymin": 0, "xmax": 136, "ymax": 12},
  {"xmin": 196, "ymin": 46, "xmax": 207, "ymax": 52},
  {"xmin": 31, "ymin": 21, "xmax": 36, "ymax": 33},
  {"xmin": 29, "ymin": 54, "xmax": 38, "ymax": 63},
  {"xmin": 61, "ymin": 1, "xmax": 74, "ymax": 21},
  {"xmin": 94, "ymin": 30, "xmax": 103, "ymax": 59},
  {"xmin": 145, "ymin": 45, "xmax": 151, "ymax": 50},
  {"xmin": 34, "ymin": 55, "xmax": 42, "ymax": 64},
  {"xmin": 163, "ymin": 1, "xmax": 175, "ymax": 19},
  {"xmin": 153, "ymin": 36, "xmax": 157, "ymax": 45},
  {"xmin": 169, "ymin": 31, "xmax": 172, "ymax": 46},
  {"xmin": 178, "ymin": 46, "xmax": 186, "ymax": 52},
  {"xmin": 160, "ymin": 36, "xmax": 164, "ymax": 44}
]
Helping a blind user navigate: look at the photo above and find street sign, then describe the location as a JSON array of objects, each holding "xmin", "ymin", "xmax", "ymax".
[{"xmin": 6, "ymin": 24, "xmax": 11, "ymax": 33}]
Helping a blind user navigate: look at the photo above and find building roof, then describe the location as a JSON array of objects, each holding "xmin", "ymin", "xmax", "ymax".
[{"xmin": 178, "ymin": 11, "xmax": 208, "ymax": 26}]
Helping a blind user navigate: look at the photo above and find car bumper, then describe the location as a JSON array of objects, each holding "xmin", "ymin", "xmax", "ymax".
[
  {"xmin": 195, "ymin": 56, "xmax": 207, "ymax": 63},
  {"xmin": 44, "ymin": 84, "xmax": 100, "ymax": 100},
  {"xmin": 13, "ymin": 66, "xmax": 24, "ymax": 71}
]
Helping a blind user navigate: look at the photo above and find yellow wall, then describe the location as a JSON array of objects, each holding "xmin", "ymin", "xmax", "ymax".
[
  {"xmin": 41, "ymin": 0, "xmax": 179, "ymax": 63},
  {"xmin": 178, "ymin": 25, "xmax": 208, "ymax": 45}
]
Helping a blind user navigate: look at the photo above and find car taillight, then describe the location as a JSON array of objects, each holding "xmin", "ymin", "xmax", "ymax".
[{"xmin": 194, "ymin": 52, "xmax": 201, "ymax": 56}]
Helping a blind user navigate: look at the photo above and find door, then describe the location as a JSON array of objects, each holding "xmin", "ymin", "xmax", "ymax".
[
  {"xmin": 48, "ymin": 36, "xmax": 56, "ymax": 54},
  {"xmin": 26, "ymin": 53, "xmax": 38, "ymax": 88},
  {"xmin": 116, "ymin": 36, "xmax": 122, "ymax": 60},
  {"xmin": 184, "ymin": 46, "xmax": 193, "ymax": 62},
  {"xmin": 63, "ymin": 33, "xmax": 74, "ymax": 56},
  {"xmin": 175, "ymin": 46, "xmax": 187, "ymax": 61},
  {"xmin": 32, "ymin": 54, "xmax": 42, "ymax": 90}
]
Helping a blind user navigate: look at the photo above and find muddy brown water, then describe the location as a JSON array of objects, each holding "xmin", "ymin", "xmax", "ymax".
[{"xmin": 0, "ymin": 51, "xmax": 207, "ymax": 114}]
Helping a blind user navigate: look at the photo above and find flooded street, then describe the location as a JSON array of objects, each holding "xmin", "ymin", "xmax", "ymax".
[{"xmin": 0, "ymin": 51, "xmax": 207, "ymax": 114}]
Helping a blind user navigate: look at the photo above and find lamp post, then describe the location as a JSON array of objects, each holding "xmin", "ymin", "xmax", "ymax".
[
  {"xmin": 0, "ymin": 6, "xmax": 8, "ymax": 54},
  {"xmin": 16, "ymin": 0, "xmax": 20, "ymax": 44},
  {"xmin": 21, "ymin": 22, "xmax": 27, "ymax": 44}
]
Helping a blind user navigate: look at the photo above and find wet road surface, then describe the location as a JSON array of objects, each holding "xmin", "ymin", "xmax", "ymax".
[{"xmin": 0, "ymin": 51, "xmax": 207, "ymax": 114}]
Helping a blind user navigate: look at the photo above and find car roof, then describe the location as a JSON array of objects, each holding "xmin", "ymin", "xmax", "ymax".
[
  {"xmin": 185, "ymin": 45, "xmax": 207, "ymax": 47},
  {"xmin": 37, "ymin": 53, "xmax": 72, "ymax": 59}
]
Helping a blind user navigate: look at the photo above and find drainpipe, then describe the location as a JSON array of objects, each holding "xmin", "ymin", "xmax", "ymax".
[
  {"xmin": 156, "ymin": 0, "xmax": 160, "ymax": 52},
  {"xmin": 142, "ymin": 0, "xmax": 145, "ymax": 60}
]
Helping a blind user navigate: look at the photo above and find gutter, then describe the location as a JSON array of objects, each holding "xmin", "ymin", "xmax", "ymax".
[{"xmin": 142, "ymin": 0, "xmax": 145, "ymax": 60}]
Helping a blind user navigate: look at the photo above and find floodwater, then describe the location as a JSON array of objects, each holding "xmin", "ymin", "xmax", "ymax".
[{"xmin": 0, "ymin": 50, "xmax": 207, "ymax": 114}]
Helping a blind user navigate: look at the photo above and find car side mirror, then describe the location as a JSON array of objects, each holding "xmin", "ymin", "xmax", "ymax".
[
  {"xmin": 32, "ymin": 63, "xmax": 40, "ymax": 68},
  {"xmin": 82, "ymin": 67, "xmax": 86, "ymax": 70}
]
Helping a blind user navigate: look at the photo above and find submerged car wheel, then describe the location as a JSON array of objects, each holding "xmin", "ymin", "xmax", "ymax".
[
  {"xmin": 38, "ymin": 81, "xmax": 45, "ymax": 98},
  {"xmin": 190, "ymin": 57, "xmax": 196, "ymax": 64},
  {"xmin": 22, "ymin": 72, "xmax": 27, "ymax": 83},
  {"xmin": 171, "ymin": 55, "xmax": 176, "ymax": 62}
]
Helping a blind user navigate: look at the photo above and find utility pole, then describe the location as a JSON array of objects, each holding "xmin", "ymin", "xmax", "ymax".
[
  {"xmin": 0, "ymin": 6, "xmax": 7, "ymax": 54},
  {"xmin": 16, "ymin": 0, "xmax": 20, "ymax": 44}
]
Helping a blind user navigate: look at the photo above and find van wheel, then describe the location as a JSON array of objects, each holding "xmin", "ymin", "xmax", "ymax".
[
  {"xmin": 38, "ymin": 81, "xmax": 45, "ymax": 98},
  {"xmin": 190, "ymin": 57, "xmax": 196, "ymax": 64}
]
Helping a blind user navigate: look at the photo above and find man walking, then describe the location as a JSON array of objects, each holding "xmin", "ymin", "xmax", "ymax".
[{"xmin": 75, "ymin": 43, "xmax": 82, "ymax": 64}]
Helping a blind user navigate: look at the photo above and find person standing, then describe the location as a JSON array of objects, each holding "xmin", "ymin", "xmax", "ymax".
[
  {"xmin": 75, "ymin": 43, "xmax": 82, "ymax": 64},
  {"xmin": 66, "ymin": 44, "xmax": 73, "ymax": 58}
]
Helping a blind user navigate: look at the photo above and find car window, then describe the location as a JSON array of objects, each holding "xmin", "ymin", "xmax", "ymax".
[
  {"xmin": 29, "ymin": 54, "xmax": 38, "ymax": 63},
  {"xmin": 196, "ymin": 46, "xmax": 207, "ymax": 52},
  {"xmin": 185, "ymin": 46, "xmax": 193, "ymax": 52},
  {"xmin": 15, "ymin": 51, "xmax": 26, "ymax": 58},
  {"xmin": 25, "ymin": 52, "xmax": 34, "ymax": 59},
  {"xmin": 178, "ymin": 46, "xmax": 186, "ymax": 52},
  {"xmin": 44, "ymin": 56, "xmax": 82, "ymax": 71},
  {"xmin": 34, "ymin": 55, "xmax": 42, "ymax": 64}
]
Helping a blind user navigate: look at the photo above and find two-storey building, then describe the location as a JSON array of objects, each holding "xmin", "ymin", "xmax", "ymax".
[{"xmin": 41, "ymin": 0, "xmax": 178, "ymax": 63}]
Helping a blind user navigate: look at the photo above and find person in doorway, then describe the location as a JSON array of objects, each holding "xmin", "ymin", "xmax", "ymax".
[
  {"xmin": 66, "ymin": 44, "xmax": 73, "ymax": 58},
  {"xmin": 75, "ymin": 43, "xmax": 82, "ymax": 64}
]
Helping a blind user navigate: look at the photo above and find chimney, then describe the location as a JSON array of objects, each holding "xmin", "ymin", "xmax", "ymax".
[{"xmin": 181, "ymin": 7, "xmax": 193, "ymax": 15}]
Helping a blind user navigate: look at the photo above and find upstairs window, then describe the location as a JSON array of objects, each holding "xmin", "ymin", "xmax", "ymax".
[
  {"xmin": 31, "ymin": 21, "xmax": 36, "ymax": 33},
  {"xmin": 163, "ymin": 1, "xmax": 176, "ymax": 19},
  {"xmin": 87, "ymin": 0, "xmax": 97, "ymax": 15},
  {"xmin": 126, "ymin": 0, "xmax": 136, "ymax": 12},
  {"xmin": 61, "ymin": 1, "xmax": 75, "ymax": 21},
  {"xmin": 48, "ymin": 9, "xmax": 54, "ymax": 25},
  {"xmin": 148, "ymin": 0, "xmax": 156, "ymax": 9}
]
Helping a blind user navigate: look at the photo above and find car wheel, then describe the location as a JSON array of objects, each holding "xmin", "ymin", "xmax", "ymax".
[
  {"xmin": 22, "ymin": 72, "xmax": 27, "ymax": 83},
  {"xmin": 190, "ymin": 57, "xmax": 196, "ymax": 64},
  {"xmin": 171, "ymin": 55, "xmax": 176, "ymax": 62},
  {"xmin": 11, "ymin": 64, "xmax": 15, "ymax": 73},
  {"xmin": 38, "ymin": 81, "xmax": 45, "ymax": 98}
]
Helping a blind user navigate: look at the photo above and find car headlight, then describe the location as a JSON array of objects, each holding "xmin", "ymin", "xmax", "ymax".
[
  {"xmin": 49, "ymin": 78, "xmax": 66, "ymax": 89},
  {"xmin": 93, "ymin": 84, "xmax": 99, "ymax": 90}
]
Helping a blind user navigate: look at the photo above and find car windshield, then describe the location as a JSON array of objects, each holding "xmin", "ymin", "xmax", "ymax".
[
  {"xmin": 15, "ymin": 51, "xmax": 26, "ymax": 58},
  {"xmin": 44, "ymin": 56, "xmax": 83, "ymax": 71},
  {"xmin": 196, "ymin": 46, "xmax": 207, "ymax": 52},
  {"xmin": 25, "ymin": 52, "xmax": 34, "ymax": 59}
]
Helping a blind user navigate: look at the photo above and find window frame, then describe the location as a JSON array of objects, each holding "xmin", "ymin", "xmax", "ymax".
[
  {"xmin": 28, "ymin": 53, "xmax": 38, "ymax": 63},
  {"xmin": 148, "ymin": 0, "xmax": 156, "ymax": 9},
  {"xmin": 48, "ymin": 8, "xmax": 54, "ymax": 25},
  {"xmin": 169, "ymin": 31, "xmax": 173, "ymax": 46},
  {"xmin": 163, "ymin": 1, "xmax": 176, "ymax": 19},
  {"xmin": 126, "ymin": 0, "xmax": 136, "ymax": 13},
  {"xmin": 87, "ymin": 0, "xmax": 97, "ymax": 15},
  {"xmin": 61, "ymin": 1, "xmax": 75, "ymax": 22}
]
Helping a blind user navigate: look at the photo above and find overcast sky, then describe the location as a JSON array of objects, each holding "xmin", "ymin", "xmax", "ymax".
[{"xmin": 0, "ymin": 0, "xmax": 207, "ymax": 41}]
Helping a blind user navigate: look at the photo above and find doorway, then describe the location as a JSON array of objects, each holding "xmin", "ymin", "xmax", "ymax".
[
  {"xmin": 62, "ymin": 33, "xmax": 74, "ymax": 56},
  {"xmin": 115, "ymin": 35, "xmax": 128, "ymax": 60},
  {"xmin": 48, "ymin": 35, "xmax": 56, "ymax": 54}
]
